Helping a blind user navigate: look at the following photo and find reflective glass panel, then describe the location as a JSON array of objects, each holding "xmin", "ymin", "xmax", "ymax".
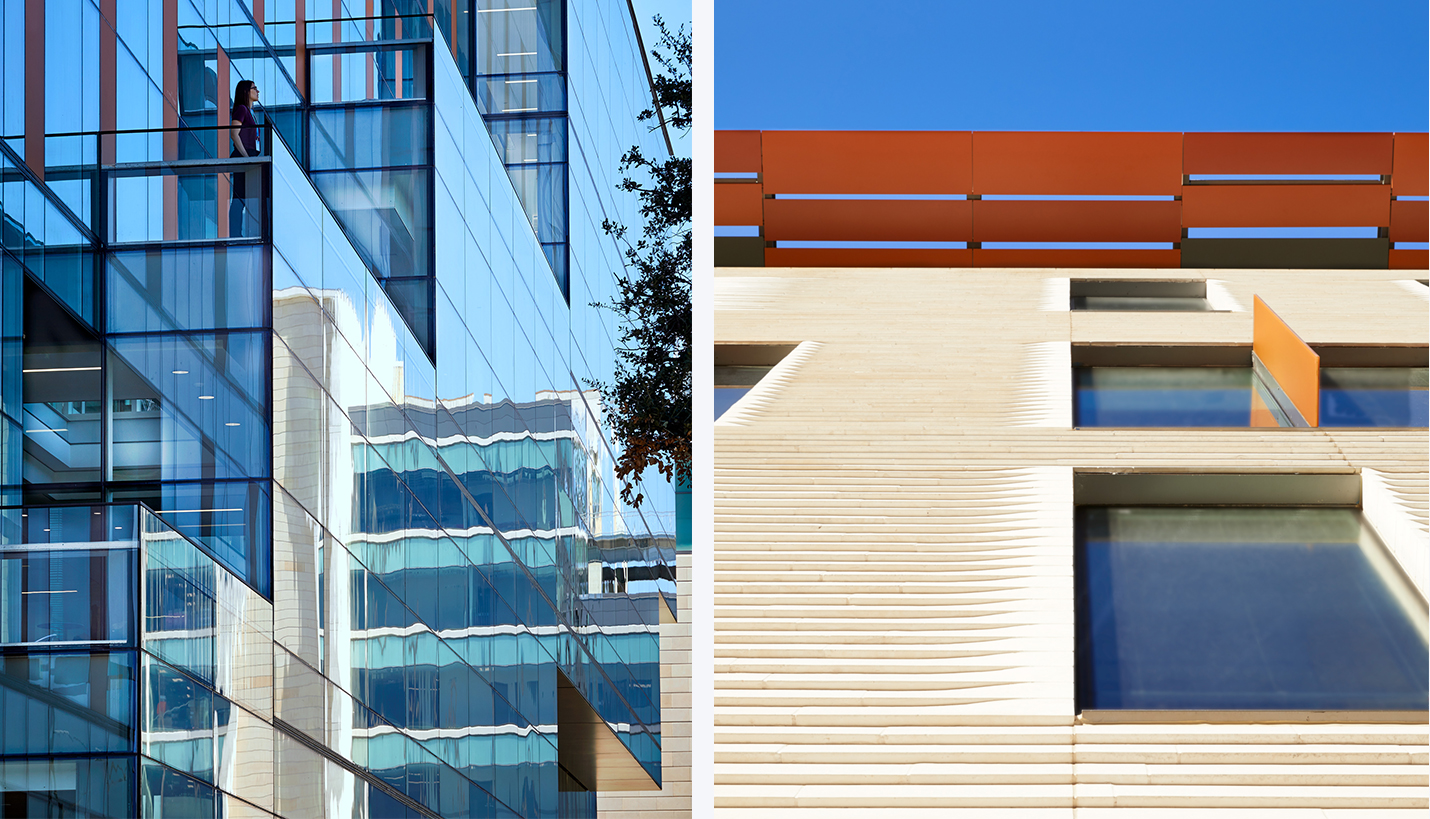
[
  {"xmin": 310, "ymin": 168, "xmax": 430, "ymax": 281},
  {"xmin": 107, "ymin": 246, "xmax": 268, "ymax": 333},
  {"xmin": 0, "ymin": 545, "xmax": 133, "ymax": 648},
  {"xmin": 0, "ymin": 757, "xmax": 134, "ymax": 819},
  {"xmin": 1076, "ymin": 507, "xmax": 1429, "ymax": 710},
  {"xmin": 0, "ymin": 652, "xmax": 136, "ymax": 755},
  {"xmin": 309, "ymin": 104, "xmax": 430, "ymax": 171},
  {"xmin": 713, "ymin": 387, "xmax": 747, "ymax": 421},
  {"xmin": 1074, "ymin": 367, "xmax": 1252, "ymax": 427},
  {"xmin": 1319, "ymin": 367, "xmax": 1429, "ymax": 428},
  {"xmin": 107, "ymin": 332, "xmax": 270, "ymax": 483}
]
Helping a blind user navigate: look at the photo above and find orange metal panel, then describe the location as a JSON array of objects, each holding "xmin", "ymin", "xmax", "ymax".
[
  {"xmin": 1392, "ymin": 133, "xmax": 1428, "ymax": 196},
  {"xmin": 716, "ymin": 131, "xmax": 762, "ymax": 174},
  {"xmin": 971, "ymin": 132, "xmax": 1182, "ymax": 195},
  {"xmin": 764, "ymin": 247, "xmax": 973, "ymax": 268},
  {"xmin": 1184, "ymin": 133, "xmax": 1393, "ymax": 175},
  {"xmin": 1389, "ymin": 249, "xmax": 1429, "ymax": 270},
  {"xmin": 1182, "ymin": 185, "xmax": 1391, "ymax": 227},
  {"xmin": 760, "ymin": 131, "xmax": 973, "ymax": 195},
  {"xmin": 715, "ymin": 184, "xmax": 764, "ymax": 226},
  {"xmin": 764, "ymin": 198, "xmax": 972, "ymax": 242},
  {"xmin": 1253, "ymin": 296, "xmax": 1319, "ymax": 427},
  {"xmin": 1390, "ymin": 200, "xmax": 1429, "ymax": 243},
  {"xmin": 972, "ymin": 199, "xmax": 1182, "ymax": 242},
  {"xmin": 972, "ymin": 249, "xmax": 1180, "ymax": 269}
]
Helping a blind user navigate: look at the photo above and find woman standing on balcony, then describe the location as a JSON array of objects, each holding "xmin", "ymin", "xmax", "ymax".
[{"xmin": 229, "ymin": 80, "xmax": 260, "ymax": 237}]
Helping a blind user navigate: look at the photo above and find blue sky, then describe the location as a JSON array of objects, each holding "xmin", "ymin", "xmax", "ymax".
[
  {"xmin": 714, "ymin": 0, "xmax": 1429, "ymax": 132},
  {"xmin": 632, "ymin": 0, "xmax": 692, "ymax": 154}
]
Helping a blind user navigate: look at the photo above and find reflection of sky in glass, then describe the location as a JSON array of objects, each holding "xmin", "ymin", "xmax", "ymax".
[
  {"xmin": 1078, "ymin": 507, "xmax": 1429, "ymax": 711},
  {"xmin": 715, "ymin": 387, "xmax": 749, "ymax": 420},
  {"xmin": 1319, "ymin": 368, "xmax": 1429, "ymax": 428},
  {"xmin": 1075, "ymin": 367, "xmax": 1251, "ymax": 427}
]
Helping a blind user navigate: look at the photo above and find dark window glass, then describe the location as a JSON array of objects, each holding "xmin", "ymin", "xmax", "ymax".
[
  {"xmin": 0, "ymin": 757, "xmax": 135, "ymax": 818},
  {"xmin": 0, "ymin": 652, "xmax": 136, "ymax": 755},
  {"xmin": 1076, "ymin": 507, "xmax": 1429, "ymax": 711},
  {"xmin": 1071, "ymin": 295, "xmax": 1211, "ymax": 311},
  {"xmin": 1319, "ymin": 367, "xmax": 1429, "ymax": 428},
  {"xmin": 22, "ymin": 281, "xmax": 103, "ymax": 484},
  {"xmin": 1074, "ymin": 367, "xmax": 1252, "ymax": 427}
]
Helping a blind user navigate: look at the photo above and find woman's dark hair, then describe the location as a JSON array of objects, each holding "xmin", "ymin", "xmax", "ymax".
[{"xmin": 232, "ymin": 80, "xmax": 256, "ymax": 111}]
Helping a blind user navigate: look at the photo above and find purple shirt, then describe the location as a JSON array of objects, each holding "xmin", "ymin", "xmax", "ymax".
[{"xmin": 230, "ymin": 104, "xmax": 258, "ymax": 155}]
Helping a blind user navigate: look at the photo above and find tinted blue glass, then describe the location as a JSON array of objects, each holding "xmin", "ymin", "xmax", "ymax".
[
  {"xmin": 714, "ymin": 387, "xmax": 749, "ymax": 420},
  {"xmin": 0, "ymin": 757, "xmax": 135, "ymax": 819},
  {"xmin": 1075, "ymin": 367, "xmax": 1252, "ymax": 427},
  {"xmin": 1077, "ymin": 507, "xmax": 1429, "ymax": 711},
  {"xmin": 0, "ymin": 651, "xmax": 136, "ymax": 755},
  {"xmin": 107, "ymin": 246, "xmax": 268, "ymax": 333},
  {"xmin": 310, "ymin": 167, "xmax": 431, "ymax": 281},
  {"xmin": 1319, "ymin": 367, "xmax": 1429, "ymax": 428},
  {"xmin": 107, "ymin": 331, "xmax": 269, "ymax": 483},
  {"xmin": 310, "ymin": 104, "xmax": 431, "ymax": 171}
]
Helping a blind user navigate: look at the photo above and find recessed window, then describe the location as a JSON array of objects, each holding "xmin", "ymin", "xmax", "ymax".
[
  {"xmin": 1073, "ymin": 346, "xmax": 1428, "ymax": 428},
  {"xmin": 1077, "ymin": 505, "xmax": 1428, "ymax": 712},
  {"xmin": 714, "ymin": 344, "xmax": 796, "ymax": 421},
  {"xmin": 1071, "ymin": 279, "xmax": 1212, "ymax": 311}
]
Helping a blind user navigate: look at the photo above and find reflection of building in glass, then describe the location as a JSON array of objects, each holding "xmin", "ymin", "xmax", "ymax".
[
  {"xmin": 0, "ymin": 4, "xmax": 681, "ymax": 817},
  {"xmin": 714, "ymin": 130, "xmax": 1428, "ymax": 813}
]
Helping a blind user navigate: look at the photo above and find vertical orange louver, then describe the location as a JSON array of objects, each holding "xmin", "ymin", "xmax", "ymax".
[{"xmin": 1252, "ymin": 296, "xmax": 1320, "ymax": 427}]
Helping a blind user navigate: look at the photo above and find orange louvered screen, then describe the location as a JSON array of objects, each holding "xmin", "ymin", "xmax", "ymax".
[
  {"xmin": 972, "ymin": 199, "xmax": 1181, "ymax": 243},
  {"xmin": 1392, "ymin": 133, "xmax": 1428, "ymax": 196},
  {"xmin": 715, "ymin": 130, "xmax": 762, "ymax": 173},
  {"xmin": 715, "ymin": 184, "xmax": 764, "ymax": 226},
  {"xmin": 972, "ymin": 132, "xmax": 1182, "ymax": 195},
  {"xmin": 1184, "ymin": 133, "xmax": 1394, "ymax": 175},
  {"xmin": 1182, "ymin": 185, "xmax": 1391, "ymax": 228},
  {"xmin": 760, "ymin": 131, "xmax": 973, "ymax": 194},
  {"xmin": 764, "ymin": 198, "xmax": 972, "ymax": 242}
]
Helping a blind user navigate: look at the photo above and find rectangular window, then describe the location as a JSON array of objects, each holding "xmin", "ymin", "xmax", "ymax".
[
  {"xmin": 1074, "ymin": 476, "xmax": 1428, "ymax": 715},
  {"xmin": 1073, "ymin": 346, "xmax": 1429, "ymax": 428},
  {"xmin": 1070, "ymin": 279, "xmax": 1212, "ymax": 311}
]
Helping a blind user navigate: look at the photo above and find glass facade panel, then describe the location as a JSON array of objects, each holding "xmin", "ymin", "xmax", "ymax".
[
  {"xmin": 1320, "ymin": 367, "xmax": 1429, "ymax": 428},
  {"xmin": 310, "ymin": 168, "xmax": 431, "ymax": 283},
  {"xmin": 0, "ymin": 757, "xmax": 135, "ymax": 819},
  {"xmin": 310, "ymin": 105, "xmax": 431, "ymax": 171},
  {"xmin": 1076, "ymin": 507, "xmax": 1430, "ymax": 711},
  {"xmin": 1074, "ymin": 366, "xmax": 1253, "ymax": 427},
  {"xmin": 0, "ymin": 651, "xmax": 136, "ymax": 755},
  {"xmin": 108, "ymin": 246, "xmax": 268, "ymax": 334},
  {"xmin": 108, "ymin": 332, "xmax": 270, "ymax": 483}
]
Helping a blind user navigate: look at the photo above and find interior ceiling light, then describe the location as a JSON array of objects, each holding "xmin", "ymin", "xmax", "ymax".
[
  {"xmin": 497, "ymin": 52, "xmax": 537, "ymax": 57},
  {"xmin": 22, "ymin": 366, "xmax": 100, "ymax": 373},
  {"xmin": 173, "ymin": 370, "xmax": 189, "ymax": 374},
  {"xmin": 198, "ymin": 395, "xmax": 215, "ymax": 400},
  {"xmin": 225, "ymin": 422, "xmax": 241, "ymax": 427},
  {"xmin": 25, "ymin": 428, "xmax": 68, "ymax": 433},
  {"xmin": 478, "ymin": 6, "xmax": 537, "ymax": 12},
  {"xmin": 157, "ymin": 508, "xmax": 242, "ymax": 514}
]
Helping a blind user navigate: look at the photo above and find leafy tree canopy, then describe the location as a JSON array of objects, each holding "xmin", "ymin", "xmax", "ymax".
[{"xmin": 593, "ymin": 17, "xmax": 691, "ymax": 508}]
